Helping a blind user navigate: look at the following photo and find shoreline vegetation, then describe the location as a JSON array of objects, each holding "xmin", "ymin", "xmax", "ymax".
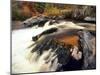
[{"xmin": 12, "ymin": 1, "xmax": 96, "ymax": 21}]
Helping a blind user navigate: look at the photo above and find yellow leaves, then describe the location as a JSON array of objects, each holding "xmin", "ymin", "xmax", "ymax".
[{"xmin": 45, "ymin": 7, "xmax": 61, "ymax": 16}]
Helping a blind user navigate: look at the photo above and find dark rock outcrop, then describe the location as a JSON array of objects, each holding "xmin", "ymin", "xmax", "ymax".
[{"xmin": 31, "ymin": 28, "xmax": 96, "ymax": 71}]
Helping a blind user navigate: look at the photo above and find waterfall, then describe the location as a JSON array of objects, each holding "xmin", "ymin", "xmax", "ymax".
[
  {"xmin": 12, "ymin": 21, "xmax": 96, "ymax": 74},
  {"xmin": 12, "ymin": 27, "xmax": 60, "ymax": 73}
]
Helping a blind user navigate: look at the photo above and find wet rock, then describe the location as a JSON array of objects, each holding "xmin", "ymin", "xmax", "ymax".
[
  {"xmin": 79, "ymin": 31, "xmax": 96, "ymax": 69},
  {"xmin": 29, "ymin": 21, "xmax": 96, "ymax": 71},
  {"xmin": 84, "ymin": 17, "xmax": 96, "ymax": 23},
  {"xmin": 22, "ymin": 16, "xmax": 49, "ymax": 27}
]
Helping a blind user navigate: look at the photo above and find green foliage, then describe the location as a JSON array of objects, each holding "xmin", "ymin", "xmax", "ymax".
[
  {"xmin": 12, "ymin": 3, "xmax": 31, "ymax": 21},
  {"xmin": 34, "ymin": 3, "xmax": 46, "ymax": 13}
]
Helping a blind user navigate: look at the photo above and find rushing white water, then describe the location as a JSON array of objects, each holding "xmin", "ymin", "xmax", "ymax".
[
  {"xmin": 12, "ymin": 27, "xmax": 59, "ymax": 73},
  {"xmin": 12, "ymin": 28, "xmax": 34, "ymax": 73}
]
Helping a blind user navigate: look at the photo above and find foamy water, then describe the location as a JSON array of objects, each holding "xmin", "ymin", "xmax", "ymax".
[{"xmin": 12, "ymin": 27, "xmax": 59, "ymax": 73}]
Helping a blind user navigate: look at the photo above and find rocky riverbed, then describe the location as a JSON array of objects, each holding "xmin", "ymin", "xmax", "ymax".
[{"xmin": 12, "ymin": 19, "xmax": 96, "ymax": 74}]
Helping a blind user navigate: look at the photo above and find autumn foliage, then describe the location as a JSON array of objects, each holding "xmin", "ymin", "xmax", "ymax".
[{"xmin": 12, "ymin": 1, "xmax": 96, "ymax": 21}]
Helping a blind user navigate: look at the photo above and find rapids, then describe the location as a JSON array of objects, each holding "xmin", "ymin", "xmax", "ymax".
[{"xmin": 12, "ymin": 27, "xmax": 60, "ymax": 73}]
